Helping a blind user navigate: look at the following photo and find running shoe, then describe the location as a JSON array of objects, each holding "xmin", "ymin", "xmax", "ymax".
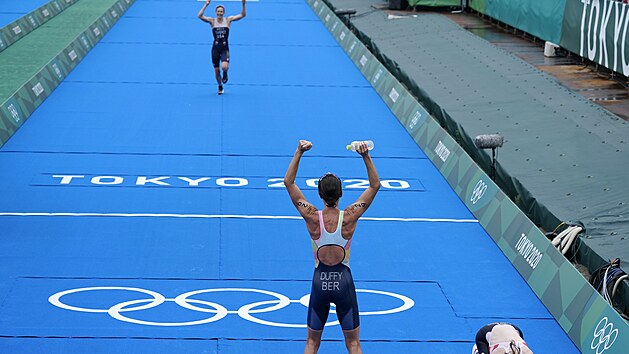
[
  {"xmin": 218, "ymin": 85, "xmax": 224, "ymax": 95},
  {"xmin": 222, "ymin": 71, "xmax": 228, "ymax": 84}
]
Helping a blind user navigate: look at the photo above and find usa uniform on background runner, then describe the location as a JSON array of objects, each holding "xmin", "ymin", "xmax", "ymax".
[{"xmin": 198, "ymin": 0, "xmax": 247, "ymax": 95}]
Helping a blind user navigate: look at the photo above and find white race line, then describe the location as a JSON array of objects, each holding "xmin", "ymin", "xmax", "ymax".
[
  {"xmin": 197, "ymin": 0, "xmax": 259, "ymax": 2},
  {"xmin": 0, "ymin": 212, "xmax": 478, "ymax": 223}
]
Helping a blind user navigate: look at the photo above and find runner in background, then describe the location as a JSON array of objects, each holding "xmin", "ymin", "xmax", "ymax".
[
  {"xmin": 284, "ymin": 140, "xmax": 380, "ymax": 354},
  {"xmin": 198, "ymin": 0, "xmax": 246, "ymax": 95}
]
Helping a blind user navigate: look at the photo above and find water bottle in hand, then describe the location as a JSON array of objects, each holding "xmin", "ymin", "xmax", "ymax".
[{"xmin": 346, "ymin": 140, "xmax": 374, "ymax": 151}]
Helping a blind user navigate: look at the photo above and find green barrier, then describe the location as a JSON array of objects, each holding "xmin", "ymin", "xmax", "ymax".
[
  {"xmin": 307, "ymin": 0, "xmax": 629, "ymax": 352},
  {"xmin": 0, "ymin": 0, "xmax": 80, "ymax": 54},
  {"xmin": 409, "ymin": 0, "xmax": 460, "ymax": 6},
  {"xmin": 0, "ymin": 0, "xmax": 136, "ymax": 148},
  {"xmin": 468, "ymin": 0, "xmax": 565, "ymax": 44},
  {"xmin": 561, "ymin": 0, "xmax": 629, "ymax": 77},
  {"xmin": 469, "ymin": 0, "xmax": 486, "ymax": 13}
]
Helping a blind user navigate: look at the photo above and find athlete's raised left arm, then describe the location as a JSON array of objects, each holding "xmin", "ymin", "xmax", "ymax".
[
  {"xmin": 344, "ymin": 142, "xmax": 380, "ymax": 223},
  {"xmin": 228, "ymin": 0, "xmax": 247, "ymax": 23}
]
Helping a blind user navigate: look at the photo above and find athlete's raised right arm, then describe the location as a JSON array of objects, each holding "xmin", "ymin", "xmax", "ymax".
[
  {"xmin": 284, "ymin": 140, "xmax": 318, "ymax": 224},
  {"xmin": 197, "ymin": 0, "xmax": 213, "ymax": 24},
  {"xmin": 345, "ymin": 142, "xmax": 380, "ymax": 222}
]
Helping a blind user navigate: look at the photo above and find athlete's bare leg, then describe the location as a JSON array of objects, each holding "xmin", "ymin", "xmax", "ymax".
[
  {"xmin": 343, "ymin": 327, "xmax": 362, "ymax": 354},
  {"xmin": 304, "ymin": 327, "xmax": 322, "ymax": 354},
  {"xmin": 214, "ymin": 66, "xmax": 223, "ymax": 94},
  {"xmin": 221, "ymin": 61, "xmax": 229, "ymax": 83},
  {"xmin": 214, "ymin": 67, "xmax": 221, "ymax": 85}
]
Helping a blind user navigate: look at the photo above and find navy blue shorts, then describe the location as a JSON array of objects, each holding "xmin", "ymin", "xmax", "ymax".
[
  {"xmin": 212, "ymin": 45, "xmax": 229, "ymax": 68},
  {"xmin": 307, "ymin": 262, "xmax": 359, "ymax": 331}
]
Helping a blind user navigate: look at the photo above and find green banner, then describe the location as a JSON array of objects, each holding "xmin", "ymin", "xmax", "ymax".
[
  {"xmin": 308, "ymin": 0, "xmax": 629, "ymax": 352},
  {"xmin": 469, "ymin": 0, "xmax": 486, "ymax": 13},
  {"xmin": 0, "ymin": 0, "xmax": 80, "ymax": 54},
  {"xmin": 409, "ymin": 0, "xmax": 461, "ymax": 6},
  {"xmin": 468, "ymin": 0, "xmax": 565, "ymax": 44},
  {"xmin": 561, "ymin": 0, "xmax": 629, "ymax": 76}
]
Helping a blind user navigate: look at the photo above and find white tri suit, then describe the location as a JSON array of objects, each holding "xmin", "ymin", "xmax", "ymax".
[{"xmin": 307, "ymin": 210, "xmax": 360, "ymax": 331}]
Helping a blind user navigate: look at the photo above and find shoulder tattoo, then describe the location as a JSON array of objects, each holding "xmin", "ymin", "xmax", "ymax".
[
  {"xmin": 351, "ymin": 202, "xmax": 367, "ymax": 211},
  {"xmin": 297, "ymin": 201, "xmax": 317, "ymax": 216}
]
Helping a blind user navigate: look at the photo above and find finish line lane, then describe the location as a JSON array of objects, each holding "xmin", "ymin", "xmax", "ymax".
[{"xmin": 0, "ymin": 278, "xmax": 467, "ymax": 341}]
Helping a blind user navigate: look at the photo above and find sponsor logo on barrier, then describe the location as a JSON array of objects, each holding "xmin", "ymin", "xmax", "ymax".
[
  {"xmin": 319, "ymin": 7, "xmax": 324, "ymax": 16},
  {"xmin": 48, "ymin": 175, "xmax": 413, "ymax": 190},
  {"xmin": 42, "ymin": 9, "xmax": 50, "ymax": 17},
  {"xmin": 54, "ymin": 2, "xmax": 61, "ymax": 11},
  {"xmin": 340, "ymin": 31, "xmax": 346, "ymax": 41},
  {"xmin": 515, "ymin": 233, "xmax": 543, "ymax": 269},
  {"xmin": 408, "ymin": 111, "xmax": 422, "ymax": 130},
  {"xmin": 93, "ymin": 27, "xmax": 101, "ymax": 36},
  {"xmin": 32, "ymin": 83, "xmax": 44, "ymax": 97},
  {"xmin": 372, "ymin": 68, "xmax": 383, "ymax": 84},
  {"xmin": 49, "ymin": 286, "xmax": 414, "ymax": 328},
  {"xmin": 0, "ymin": 38, "xmax": 5, "ymax": 48},
  {"xmin": 434, "ymin": 141, "xmax": 451, "ymax": 162},
  {"xmin": 125, "ymin": 0, "xmax": 131, "ymax": 4},
  {"xmin": 103, "ymin": 18, "xmax": 110, "ymax": 28},
  {"xmin": 52, "ymin": 63, "xmax": 63, "ymax": 80},
  {"xmin": 331, "ymin": 22, "xmax": 338, "ymax": 32},
  {"xmin": 65, "ymin": 0, "xmax": 71, "ymax": 3},
  {"xmin": 470, "ymin": 180, "xmax": 487, "ymax": 205},
  {"xmin": 81, "ymin": 34, "xmax": 89, "ymax": 49},
  {"xmin": 591, "ymin": 317, "xmax": 618, "ymax": 354},
  {"xmin": 349, "ymin": 41, "xmax": 356, "ymax": 53},
  {"xmin": 111, "ymin": 10, "xmax": 118, "ymax": 18},
  {"xmin": 68, "ymin": 50, "xmax": 77, "ymax": 61},
  {"xmin": 314, "ymin": 1, "xmax": 319, "ymax": 8},
  {"xmin": 325, "ymin": 14, "xmax": 330, "ymax": 22},
  {"xmin": 577, "ymin": 0, "xmax": 629, "ymax": 74},
  {"xmin": 389, "ymin": 88, "xmax": 399, "ymax": 103},
  {"xmin": 12, "ymin": 26, "xmax": 22, "ymax": 35},
  {"xmin": 360, "ymin": 55, "xmax": 368, "ymax": 67},
  {"xmin": 29, "ymin": 16, "xmax": 37, "ymax": 27},
  {"xmin": 7, "ymin": 104, "xmax": 20, "ymax": 123}
]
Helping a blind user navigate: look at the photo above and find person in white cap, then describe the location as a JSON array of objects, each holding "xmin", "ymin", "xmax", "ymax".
[{"xmin": 473, "ymin": 322, "xmax": 534, "ymax": 354}]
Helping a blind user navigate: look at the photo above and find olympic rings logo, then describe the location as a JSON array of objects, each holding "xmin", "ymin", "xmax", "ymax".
[
  {"xmin": 49, "ymin": 287, "xmax": 415, "ymax": 328},
  {"xmin": 590, "ymin": 317, "xmax": 618, "ymax": 354},
  {"xmin": 470, "ymin": 179, "xmax": 487, "ymax": 205}
]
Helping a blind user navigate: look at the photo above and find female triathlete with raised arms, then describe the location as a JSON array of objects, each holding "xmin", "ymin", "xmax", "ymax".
[
  {"xmin": 198, "ymin": 0, "xmax": 246, "ymax": 95},
  {"xmin": 284, "ymin": 140, "xmax": 380, "ymax": 354}
]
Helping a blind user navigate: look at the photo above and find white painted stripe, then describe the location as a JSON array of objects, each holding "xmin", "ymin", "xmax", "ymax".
[
  {"xmin": 361, "ymin": 217, "xmax": 477, "ymax": 223},
  {"xmin": 0, "ymin": 212, "xmax": 478, "ymax": 223},
  {"xmin": 197, "ymin": 0, "xmax": 259, "ymax": 2}
]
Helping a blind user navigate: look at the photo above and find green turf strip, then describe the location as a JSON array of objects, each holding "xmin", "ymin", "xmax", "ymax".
[{"xmin": 0, "ymin": 0, "xmax": 119, "ymax": 100}]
